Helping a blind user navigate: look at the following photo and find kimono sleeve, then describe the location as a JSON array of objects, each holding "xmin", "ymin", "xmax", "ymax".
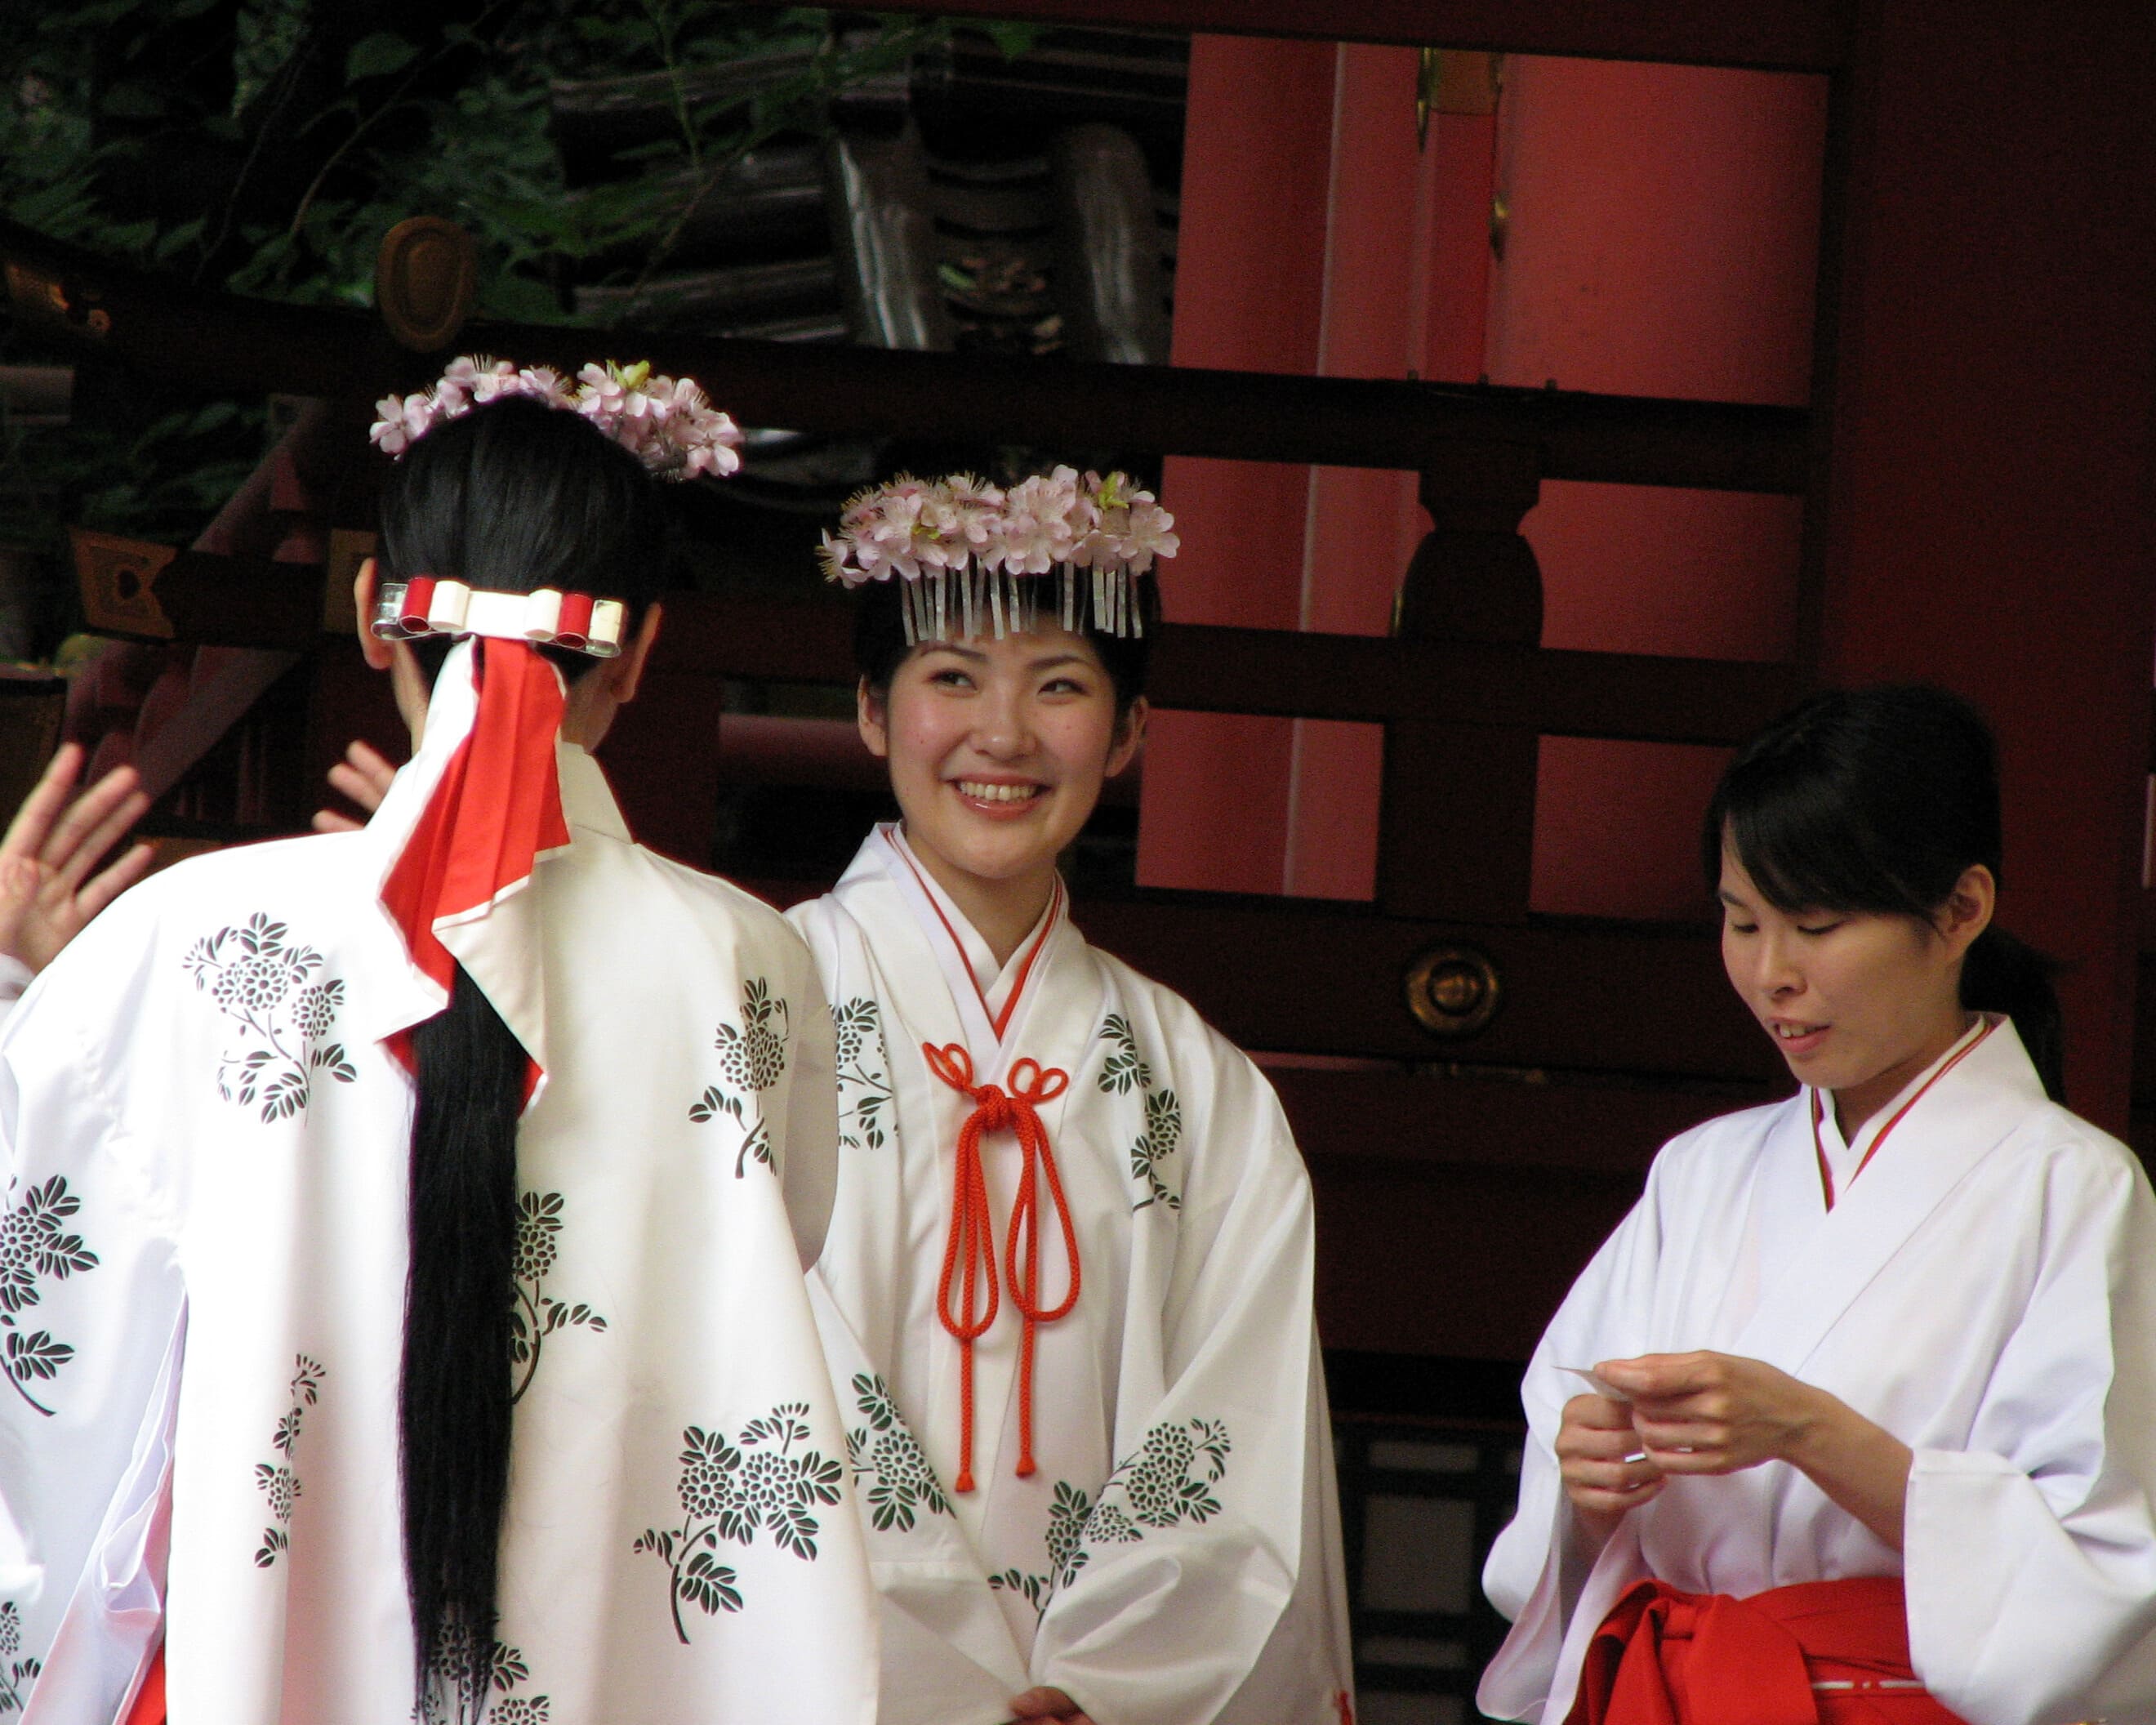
[
  {"xmin": 773, "ymin": 949, "xmax": 840, "ymax": 1273},
  {"xmin": 1477, "ymin": 1143, "xmax": 1677, "ymax": 1723},
  {"xmin": 1031, "ymin": 1038, "xmax": 1318, "ymax": 1725},
  {"xmin": 0, "ymin": 949, "xmax": 184, "ymax": 1725},
  {"xmin": 1904, "ymin": 1137, "xmax": 2156, "ymax": 1725}
]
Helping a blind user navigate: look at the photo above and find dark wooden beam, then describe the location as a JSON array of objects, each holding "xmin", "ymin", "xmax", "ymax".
[
  {"xmin": 1, "ymin": 217, "xmax": 1807, "ymax": 495},
  {"xmin": 652, "ymin": 595, "xmax": 1801, "ymax": 743},
  {"xmin": 804, "ymin": 0, "xmax": 1850, "ymax": 74}
]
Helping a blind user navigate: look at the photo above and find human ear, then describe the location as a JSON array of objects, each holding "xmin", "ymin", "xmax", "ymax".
[
  {"xmin": 857, "ymin": 676, "xmax": 891, "ymax": 760},
  {"xmin": 354, "ymin": 558, "xmax": 396, "ymax": 671},
  {"xmin": 1105, "ymin": 695, "xmax": 1148, "ymax": 778},
  {"xmin": 1938, "ymin": 863, "xmax": 1997, "ymax": 959},
  {"xmin": 606, "ymin": 603, "xmax": 663, "ymax": 708}
]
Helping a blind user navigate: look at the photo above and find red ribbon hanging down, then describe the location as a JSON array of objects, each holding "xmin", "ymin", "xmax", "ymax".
[
  {"xmin": 380, "ymin": 637, "xmax": 571, "ymax": 1098},
  {"xmin": 924, "ymin": 1043, "xmax": 1080, "ymax": 1493}
]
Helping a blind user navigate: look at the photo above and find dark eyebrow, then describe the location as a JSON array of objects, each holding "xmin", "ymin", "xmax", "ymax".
[
  {"xmin": 1027, "ymin": 653, "xmax": 1094, "ymax": 672},
  {"xmin": 916, "ymin": 642, "xmax": 990, "ymax": 664},
  {"xmin": 1717, "ymin": 889, "xmax": 1749, "ymax": 907}
]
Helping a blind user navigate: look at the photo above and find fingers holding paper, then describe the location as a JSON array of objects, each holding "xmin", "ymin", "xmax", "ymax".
[{"xmin": 1555, "ymin": 1389, "xmax": 1664, "ymax": 1521}]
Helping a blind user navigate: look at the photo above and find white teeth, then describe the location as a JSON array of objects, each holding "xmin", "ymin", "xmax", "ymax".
[
  {"xmin": 956, "ymin": 780, "xmax": 1040, "ymax": 804},
  {"xmin": 1776, "ymin": 1023, "xmax": 1821, "ymax": 1039}
]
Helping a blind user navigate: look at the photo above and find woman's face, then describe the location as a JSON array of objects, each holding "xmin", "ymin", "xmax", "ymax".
[
  {"xmin": 1717, "ymin": 845, "xmax": 1990, "ymax": 1108},
  {"xmin": 858, "ymin": 624, "xmax": 1145, "ymax": 899}
]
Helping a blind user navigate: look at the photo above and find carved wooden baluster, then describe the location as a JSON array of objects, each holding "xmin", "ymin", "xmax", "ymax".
[{"xmin": 1379, "ymin": 441, "xmax": 1544, "ymax": 925}]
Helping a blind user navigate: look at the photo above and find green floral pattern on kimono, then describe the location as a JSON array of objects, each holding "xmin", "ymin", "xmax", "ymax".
[
  {"xmin": 0, "ymin": 1602, "xmax": 41, "ymax": 1715},
  {"xmin": 253, "ymin": 1354, "xmax": 324, "ymax": 1567},
  {"xmin": 635, "ymin": 1402, "xmax": 844, "ymax": 1643},
  {"xmin": 990, "ymin": 1416, "xmax": 1233, "ymax": 1619},
  {"xmin": 0, "ymin": 1175, "xmax": 96, "ymax": 1417},
  {"xmin": 690, "ymin": 978, "xmax": 790, "ymax": 1175},
  {"xmin": 845, "ymin": 1372, "xmax": 951, "ymax": 1531},
  {"xmin": 1097, "ymin": 1015, "xmax": 1182, "ymax": 1211},
  {"xmin": 184, "ymin": 914, "xmax": 358, "ymax": 1121},
  {"xmin": 416, "ymin": 1629, "xmax": 548, "ymax": 1725}
]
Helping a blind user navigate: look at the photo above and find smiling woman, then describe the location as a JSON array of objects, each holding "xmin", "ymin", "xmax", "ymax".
[
  {"xmin": 791, "ymin": 470, "xmax": 1356, "ymax": 1725},
  {"xmin": 1477, "ymin": 685, "xmax": 2156, "ymax": 1725}
]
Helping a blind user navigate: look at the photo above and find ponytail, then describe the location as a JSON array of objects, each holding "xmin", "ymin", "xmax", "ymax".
[
  {"xmin": 1962, "ymin": 925, "xmax": 2065, "ymax": 1103},
  {"xmin": 400, "ymin": 965, "xmax": 527, "ymax": 1703}
]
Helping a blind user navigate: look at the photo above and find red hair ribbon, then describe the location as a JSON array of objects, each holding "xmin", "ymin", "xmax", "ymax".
[
  {"xmin": 924, "ymin": 1042, "xmax": 1079, "ymax": 1492},
  {"xmin": 379, "ymin": 637, "xmax": 570, "ymax": 1098}
]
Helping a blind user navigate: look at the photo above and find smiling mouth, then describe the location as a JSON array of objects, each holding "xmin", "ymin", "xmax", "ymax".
[
  {"xmin": 1772, "ymin": 1020, "xmax": 1826, "ymax": 1042},
  {"xmin": 953, "ymin": 779, "xmax": 1044, "ymax": 805}
]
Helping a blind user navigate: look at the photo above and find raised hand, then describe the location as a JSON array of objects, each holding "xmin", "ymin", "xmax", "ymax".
[
  {"xmin": 0, "ymin": 743, "xmax": 154, "ymax": 975},
  {"xmin": 311, "ymin": 739, "xmax": 399, "ymax": 834}
]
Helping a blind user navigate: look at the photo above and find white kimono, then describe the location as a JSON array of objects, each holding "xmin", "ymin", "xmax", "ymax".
[
  {"xmin": 790, "ymin": 827, "xmax": 1353, "ymax": 1725},
  {"xmin": 0, "ymin": 715, "xmax": 877, "ymax": 1723},
  {"xmin": 1480, "ymin": 1018, "xmax": 2156, "ymax": 1725}
]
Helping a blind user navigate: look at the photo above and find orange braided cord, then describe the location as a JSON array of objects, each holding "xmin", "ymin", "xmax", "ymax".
[{"xmin": 923, "ymin": 1043, "xmax": 1080, "ymax": 1487}]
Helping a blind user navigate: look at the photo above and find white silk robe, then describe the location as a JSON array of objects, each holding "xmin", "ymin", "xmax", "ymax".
[
  {"xmin": 1479, "ymin": 1019, "xmax": 2156, "ymax": 1725},
  {"xmin": 0, "ymin": 723, "xmax": 875, "ymax": 1724},
  {"xmin": 790, "ymin": 827, "xmax": 1353, "ymax": 1725}
]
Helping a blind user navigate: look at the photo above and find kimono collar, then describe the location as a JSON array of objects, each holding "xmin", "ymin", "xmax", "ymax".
[
  {"xmin": 1735, "ymin": 1013, "xmax": 2047, "ymax": 1375},
  {"xmin": 867, "ymin": 822, "xmax": 1064, "ymax": 1048},
  {"xmin": 358, "ymin": 637, "xmax": 613, "ymax": 1103},
  {"xmin": 1810, "ymin": 1013, "xmax": 1994, "ymax": 1204}
]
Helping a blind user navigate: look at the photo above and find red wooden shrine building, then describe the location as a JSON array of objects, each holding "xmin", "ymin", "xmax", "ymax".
[{"xmin": 2, "ymin": 0, "xmax": 2151, "ymax": 1709}]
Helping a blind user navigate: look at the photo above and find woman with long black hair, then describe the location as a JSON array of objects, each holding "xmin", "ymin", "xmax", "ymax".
[
  {"xmin": 1478, "ymin": 685, "xmax": 2156, "ymax": 1725},
  {"xmin": 0, "ymin": 377, "xmax": 875, "ymax": 1725}
]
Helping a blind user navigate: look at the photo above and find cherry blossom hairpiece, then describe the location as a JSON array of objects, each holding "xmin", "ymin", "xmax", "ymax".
[
  {"xmin": 817, "ymin": 466, "xmax": 1177, "ymax": 644},
  {"xmin": 370, "ymin": 354, "xmax": 743, "ymax": 481}
]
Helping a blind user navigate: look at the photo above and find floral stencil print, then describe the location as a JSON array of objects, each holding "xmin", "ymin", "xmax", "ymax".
[
  {"xmin": 1036, "ymin": 1417, "xmax": 1232, "ymax": 1586},
  {"xmin": 185, "ymin": 915, "xmax": 357, "ymax": 1121},
  {"xmin": 253, "ymin": 1354, "xmax": 324, "ymax": 1567},
  {"xmin": 509, "ymin": 1191, "xmax": 607, "ymax": 1403},
  {"xmin": 0, "ymin": 1601, "xmax": 42, "ymax": 1714},
  {"xmin": 634, "ymin": 1402, "xmax": 843, "ymax": 1643},
  {"xmin": 1097, "ymin": 1015, "xmax": 1181, "ymax": 1211},
  {"xmin": 845, "ymin": 1372, "xmax": 950, "ymax": 1532},
  {"xmin": 416, "ymin": 1629, "xmax": 547, "ymax": 1725},
  {"xmin": 831, "ymin": 997, "xmax": 892, "ymax": 1150},
  {"xmin": 0, "ymin": 1175, "xmax": 96, "ymax": 1416},
  {"xmin": 988, "ymin": 1478, "xmax": 1097, "ymax": 1620},
  {"xmin": 690, "ymin": 978, "xmax": 791, "ymax": 1176}
]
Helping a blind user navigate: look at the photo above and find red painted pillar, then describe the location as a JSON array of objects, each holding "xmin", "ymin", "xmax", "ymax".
[
  {"xmin": 1817, "ymin": 0, "xmax": 2156, "ymax": 1127},
  {"xmin": 1143, "ymin": 41, "xmax": 1500, "ymax": 899},
  {"xmin": 1137, "ymin": 34, "xmax": 1331, "ymax": 896},
  {"xmin": 1482, "ymin": 56, "xmax": 1828, "ymax": 922}
]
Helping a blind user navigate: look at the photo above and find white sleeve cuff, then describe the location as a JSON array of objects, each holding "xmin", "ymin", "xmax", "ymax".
[{"xmin": 0, "ymin": 952, "xmax": 32, "ymax": 1008}]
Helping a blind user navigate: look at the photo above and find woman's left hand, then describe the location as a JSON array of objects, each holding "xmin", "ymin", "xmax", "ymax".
[{"xmin": 1592, "ymin": 1351, "xmax": 1824, "ymax": 1475}]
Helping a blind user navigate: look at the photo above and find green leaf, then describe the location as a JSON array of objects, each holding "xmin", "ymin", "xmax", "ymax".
[{"xmin": 345, "ymin": 33, "xmax": 420, "ymax": 82}]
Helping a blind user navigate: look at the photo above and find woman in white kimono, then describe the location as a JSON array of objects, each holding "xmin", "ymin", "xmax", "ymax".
[
  {"xmin": 1480, "ymin": 685, "xmax": 2156, "ymax": 1725},
  {"xmin": 799, "ymin": 474, "xmax": 1355, "ymax": 1725},
  {"xmin": 0, "ymin": 379, "xmax": 877, "ymax": 1725}
]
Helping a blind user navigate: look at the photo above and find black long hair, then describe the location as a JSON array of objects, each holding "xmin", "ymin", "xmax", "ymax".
[
  {"xmin": 1704, "ymin": 684, "xmax": 2064, "ymax": 1100},
  {"xmin": 851, "ymin": 568, "xmax": 1157, "ymax": 720},
  {"xmin": 377, "ymin": 397, "xmax": 673, "ymax": 1703}
]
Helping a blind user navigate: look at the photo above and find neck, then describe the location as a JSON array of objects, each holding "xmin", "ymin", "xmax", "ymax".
[
  {"xmin": 1832, "ymin": 1008, "xmax": 1978, "ymax": 1141},
  {"xmin": 899, "ymin": 827, "xmax": 1055, "ymax": 969}
]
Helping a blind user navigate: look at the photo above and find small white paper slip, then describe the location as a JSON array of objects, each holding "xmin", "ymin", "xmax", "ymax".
[{"xmin": 1560, "ymin": 1366, "xmax": 1630, "ymax": 1402}]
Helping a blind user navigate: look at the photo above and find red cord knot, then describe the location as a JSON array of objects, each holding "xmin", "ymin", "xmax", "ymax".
[{"xmin": 924, "ymin": 1042, "xmax": 1080, "ymax": 1492}]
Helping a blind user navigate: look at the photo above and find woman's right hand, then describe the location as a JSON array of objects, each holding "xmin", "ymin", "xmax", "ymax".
[
  {"xmin": 1557, "ymin": 1391, "xmax": 1665, "ymax": 1529},
  {"xmin": 311, "ymin": 740, "xmax": 399, "ymax": 833}
]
